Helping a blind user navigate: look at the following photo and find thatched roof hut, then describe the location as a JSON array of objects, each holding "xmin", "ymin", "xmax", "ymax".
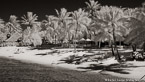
[{"xmin": 6, "ymin": 32, "xmax": 22, "ymax": 42}]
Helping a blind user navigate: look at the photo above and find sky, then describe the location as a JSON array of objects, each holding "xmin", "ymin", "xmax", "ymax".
[{"xmin": 0, "ymin": 0, "xmax": 145, "ymax": 21}]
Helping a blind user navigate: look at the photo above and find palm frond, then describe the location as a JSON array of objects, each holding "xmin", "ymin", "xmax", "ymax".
[{"xmin": 21, "ymin": 12, "xmax": 38, "ymax": 25}]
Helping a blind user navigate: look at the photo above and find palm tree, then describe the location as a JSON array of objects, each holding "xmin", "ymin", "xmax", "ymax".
[
  {"xmin": 85, "ymin": 0, "xmax": 101, "ymax": 17},
  {"xmin": 21, "ymin": 12, "xmax": 42, "ymax": 47},
  {"xmin": 21, "ymin": 12, "xmax": 38, "ymax": 25},
  {"xmin": 124, "ymin": 7, "xmax": 145, "ymax": 52},
  {"xmin": 44, "ymin": 15, "xmax": 60, "ymax": 44},
  {"xmin": 0, "ymin": 18, "xmax": 5, "ymax": 33},
  {"xmin": 71, "ymin": 8, "xmax": 91, "ymax": 52},
  {"xmin": 42, "ymin": 16, "xmax": 58, "ymax": 44},
  {"xmin": 90, "ymin": 6, "xmax": 127, "ymax": 60},
  {"xmin": 0, "ymin": 18, "xmax": 7, "ymax": 43},
  {"xmin": 46, "ymin": 8, "xmax": 73, "ymax": 46}
]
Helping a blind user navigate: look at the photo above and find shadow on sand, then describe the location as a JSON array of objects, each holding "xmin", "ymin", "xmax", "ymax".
[{"xmin": 77, "ymin": 62, "xmax": 145, "ymax": 74}]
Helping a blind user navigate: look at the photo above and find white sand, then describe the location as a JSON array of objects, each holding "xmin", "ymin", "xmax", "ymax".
[{"xmin": 0, "ymin": 46, "xmax": 145, "ymax": 80}]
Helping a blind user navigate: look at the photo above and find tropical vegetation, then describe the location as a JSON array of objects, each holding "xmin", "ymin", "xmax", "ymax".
[{"xmin": 0, "ymin": 0, "xmax": 145, "ymax": 61}]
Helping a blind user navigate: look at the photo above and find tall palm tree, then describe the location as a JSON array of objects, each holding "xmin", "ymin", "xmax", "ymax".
[
  {"xmin": 41, "ymin": 16, "xmax": 59, "ymax": 44},
  {"xmin": 55, "ymin": 8, "xmax": 73, "ymax": 44},
  {"xmin": 44, "ymin": 15, "xmax": 60, "ymax": 44},
  {"xmin": 85, "ymin": 0, "xmax": 101, "ymax": 17},
  {"xmin": 46, "ymin": 8, "xmax": 73, "ymax": 46},
  {"xmin": 0, "ymin": 18, "xmax": 5, "ymax": 33},
  {"xmin": 71, "ymin": 8, "xmax": 91, "ymax": 52},
  {"xmin": 0, "ymin": 18, "xmax": 7, "ymax": 43},
  {"xmin": 21, "ymin": 12, "xmax": 38, "ymax": 25},
  {"xmin": 90, "ymin": 6, "xmax": 127, "ymax": 60},
  {"xmin": 21, "ymin": 12, "xmax": 42, "ymax": 47}
]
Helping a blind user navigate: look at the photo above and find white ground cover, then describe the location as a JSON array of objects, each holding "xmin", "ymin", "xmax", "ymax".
[{"xmin": 0, "ymin": 46, "xmax": 145, "ymax": 81}]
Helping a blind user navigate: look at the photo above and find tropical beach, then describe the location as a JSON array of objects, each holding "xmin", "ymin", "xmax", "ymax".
[{"xmin": 0, "ymin": 0, "xmax": 145, "ymax": 82}]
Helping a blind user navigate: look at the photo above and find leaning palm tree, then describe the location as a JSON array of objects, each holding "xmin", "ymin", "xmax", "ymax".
[
  {"xmin": 90, "ymin": 6, "xmax": 127, "ymax": 60},
  {"xmin": 5, "ymin": 15, "xmax": 22, "ymax": 42},
  {"xmin": 120, "ymin": 8, "xmax": 142, "ymax": 42},
  {"xmin": 71, "ymin": 8, "xmax": 91, "ymax": 52},
  {"xmin": 124, "ymin": 7, "xmax": 145, "ymax": 51},
  {"xmin": 21, "ymin": 12, "xmax": 42, "ymax": 47},
  {"xmin": 8, "ymin": 15, "xmax": 22, "ymax": 32}
]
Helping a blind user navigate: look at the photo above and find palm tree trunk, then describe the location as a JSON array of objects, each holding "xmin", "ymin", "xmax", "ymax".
[
  {"xmin": 132, "ymin": 44, "xmax": 137, "ymax": 52},
  {"xmin": 143, "ymin": 42, "xmax": 145, "ymax": 52},
  {"xmin": 68, "ymin": 31, "xmax": 72, "ymax": 48},
  {"xmin": 68, "ymin": 40, "xmax": 71, "ymax": 48},
  {"xmin": 73, "ymin": 24, "xmax": 78, "ymax": 53},
  {"xmin": 113, "ymin": 28, "xmax": 121, "ymax": 60},
  {"xmin": 65, "ymin": 22, "xmax": 70, "ymax": 48},
  {"xmin": 141, "ymin": 42, "xmax": 145, "ymax": 56},
  {"xmin": 54, "ymin": 35, "xmax": 56, "ymax": 44},
  {"xmin": 119, "ymin": 40, "xmax": 121, "ymax": 46},
  {"xmin": 98, "ymin": 41, "xmax": 101, "ymax": 48},
  {"xmin": 111, "ymin": 42, "xmax": 115, "ymax": 56},
  {"xmin": 95, "ymin": 42, "xmax": 97, "ymax": 48},
  {"xmin": 109, "ymin": 40, "xmax": 112, "ymax": 47},
  {"xmin": 73, "ymin": 41, "xmax": 77, "ymax": 53}
]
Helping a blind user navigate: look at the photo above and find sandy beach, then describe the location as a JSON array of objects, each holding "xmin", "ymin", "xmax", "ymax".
[{"xmin": 0, "ymin": 46, "xmax": 145, "ymax": 81}]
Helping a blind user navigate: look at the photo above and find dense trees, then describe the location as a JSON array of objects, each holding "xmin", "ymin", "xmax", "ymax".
[
  {"xmin": 45, "ymin": 8, "xmax": 72, "ymax": 44},
  {"xmin": 89, "ymin": 6, "xmax": 128, "ymax": 60},
  {"xmin": 71, "ymin": 8, "xmax": 91, "ymax": 52}
]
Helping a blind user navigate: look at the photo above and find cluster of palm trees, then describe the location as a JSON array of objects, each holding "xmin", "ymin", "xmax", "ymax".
[{"xmin": 0, "ymin": 0, "xmax": 145, "ymax": 60}]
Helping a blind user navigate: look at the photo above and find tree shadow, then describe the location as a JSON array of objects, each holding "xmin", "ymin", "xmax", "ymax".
[
  {"xmin": 59, "ymin": 53, "xmax": 112, "ymax": 65},
  {"xmin": 77, "ymin": 64, "xmax": 130, "ymax": 74},
  {"xmin": 59, "ymin": 55, "xmax": 83, "ymax": 64},
  {"xmin": 76, "ymin": 48, "xmax": 111, "ymax": 53},
  {"xmin": 29, "ymin": 46, "xmax": 55, "ymax": 50},
  {"xmin": 35, "ymin": 50, "xmax": 60, "ymax": 56},
  {"xmin": 35, "ymin": 49, "xmax": 73, "ymax": 56},
  {"xmin": 77, "ymin": 63, "xmax": 145, "ymax": 74},
  {"xmin": 35, "ymin": 53, "xmax": 47, "ymax": 56},
  {"xmin": 27, "ymin": 43, "xmax": 62, "ymax": 50}
]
